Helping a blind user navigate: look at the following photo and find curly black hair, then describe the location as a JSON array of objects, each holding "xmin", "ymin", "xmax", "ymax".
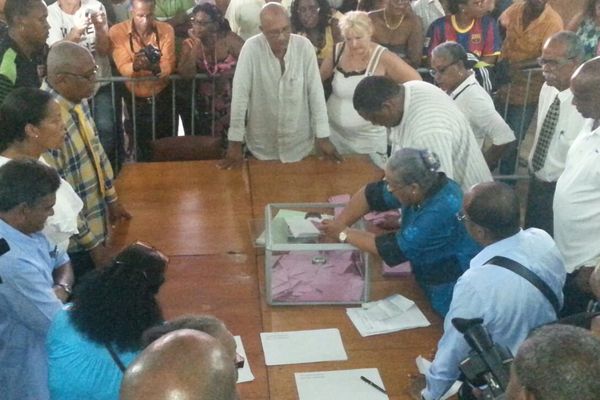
[
  {"xmin": 70, "ymin": 243, "xmax": 167, "ymax": 352},
  {"xmin": 192, "ymin": 2, "xmax": 232, "ymax": 33},
  {"xmin": 291, "ymin": 0, "xmax": 332, "ymax": 34}
]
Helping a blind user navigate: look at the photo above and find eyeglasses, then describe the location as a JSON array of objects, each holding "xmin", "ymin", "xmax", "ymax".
[
  {"xmin": 429, "ymin": 61, "xmax": 457, "ymax": 78},
  {"xmin": 263, "ymin": 25, "xmax": 291, "ymax": 39},
  {"xmin": 59, "ymin": 65, "xmax": 99, "ymax": 81},
  {"xmin": 537, "ymin": 56, "xmax": 576, "ymax": 69},
  {"xmin": 456, "ymin": 210, "xmax": 470, "ymax": 223},
  {"xmin": 235, "ymin": 352, "xmax": 245, "ymax": 369},
  {"xmin": 384, "ymin": 178, "xmax": 408, "ymax": 193}
]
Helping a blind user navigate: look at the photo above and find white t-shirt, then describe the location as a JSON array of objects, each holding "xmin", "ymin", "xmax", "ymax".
[
  {"xmin": 47, "ymin": 0, "xmax": 112, "ymax": 84},
  {"xmin": 450, "ymin": 73, "xmax": 515, "ymax": 148}
]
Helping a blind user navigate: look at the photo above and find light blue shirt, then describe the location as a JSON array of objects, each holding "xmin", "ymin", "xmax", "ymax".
[
  {"xmin": 0, "ymin": 219, "xmax": 69, "ymax": 400},
  {"xmin": 423, "ymin": 228, "xmax": 566, "ymax": 400},
  {"xmin": 47, "ymin": 308, "xmax": 139, "ymax": 400}
]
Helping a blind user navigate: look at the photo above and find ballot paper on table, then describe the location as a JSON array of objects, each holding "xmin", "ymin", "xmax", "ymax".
[
  {"xmin": 416, "ymin": 356, "xmax": 462, "ymax": 400},
  {"xmin": 346, "ymin": 294, "xmax": 430, "ymax": 337},
  {"xmin": 234, "ymin": 336, "xmax": 254, "ymax": 383},
  {"xmin": 295, "ymin": 368, "xmax": 389, "ymax": 400},
  {"xmin": 260, "ymin": 328, "xmax": 348, "ymax": 365}
]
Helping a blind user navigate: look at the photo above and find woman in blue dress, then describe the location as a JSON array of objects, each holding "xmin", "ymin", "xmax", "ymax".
[
  {"xmin": 47, "ymin": 241, "xmax": 168, "ymax": 400},
  {"xmin": 320, "ymin": 148, "xmax": 480, "ymax": 316}
]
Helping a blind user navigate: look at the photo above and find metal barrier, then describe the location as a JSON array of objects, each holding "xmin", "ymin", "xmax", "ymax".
[{"xmin": 92, "ymin": 69, "xmax": 541, "ymax": 181}]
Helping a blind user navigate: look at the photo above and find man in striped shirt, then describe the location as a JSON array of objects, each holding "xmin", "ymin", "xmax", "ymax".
[
  {"xmin": 42, "ymin": 41, "xmax": 131, "ymax": 278},
  {"xmin": 353, "ymin": 76, "xmax": 492, "ymax": 191}
]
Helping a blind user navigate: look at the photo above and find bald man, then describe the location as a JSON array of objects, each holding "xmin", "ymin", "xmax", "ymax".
[
  {"xmin": 553, "ymin": 56, "xmax": 600, "ymax": 316},
  {"xmin": 42, "ymin": 41, "xmax": 131, "ymax": 277},
  {"xmin": 414, "ymin": 182, "xmax": 565, "ymax": 400},
  {"xmin": 120, "ymin": 329, "xmax": 238, "ymax": 400},
  {"xmin": 220, "ymin": 2, "xmax": 341, "ymax": 169}
]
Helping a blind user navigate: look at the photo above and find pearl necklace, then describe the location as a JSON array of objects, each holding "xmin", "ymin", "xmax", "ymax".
[{"xmin": 383, "ymin": 9, "xmax": 405, "ymax": 31}]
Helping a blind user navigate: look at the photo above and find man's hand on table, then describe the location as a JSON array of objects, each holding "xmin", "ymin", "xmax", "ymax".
[
  {"xmin": 316, "ymin": 138, "xmax": 343, "ymax": 163},
  {"xmin": 108, "ymin": 200, "xmax": 132, "ymax": 226},
  {"xmin": 218, "ymin": 141, "xmax": 244, "ymax": 169}
]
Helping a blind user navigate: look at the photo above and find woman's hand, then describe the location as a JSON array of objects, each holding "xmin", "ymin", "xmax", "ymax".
[{"xmin": 319, "ymin": 219, "xmax": 347, "ymax": 241}]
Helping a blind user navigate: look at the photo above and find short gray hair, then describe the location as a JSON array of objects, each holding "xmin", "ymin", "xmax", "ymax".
[
  {"xmin": 514, "ymin": 324, "xmax": 600, "ymax": 400},
  {"xmin": 431, "ymin": 41, "xmax": 468, "ymax": 66},
  {"xmin": 547, "ymin": 31, "xmax": 585, "ymax": 63},
  {"xmin": 386, "ymin": 148, "xmax": 441, "ymax": 192}
]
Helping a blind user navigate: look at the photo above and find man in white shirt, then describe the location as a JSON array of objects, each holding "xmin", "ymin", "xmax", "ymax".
[
  {"xmin": 220, "ymin": 2, "xmax": 340, "ymax": 168},
  {"xmin": 431, "ymin": 41, "xmax": 515, "ymax": 170},
  {"xmin": 225, "ymin": 0, "xmax": 291, "ymax": 40},
  {"xmin": 553, "ymin": 56, "xmax": 600, "ymax": 316},
  {"xmin": 353, "ymin": 76, "xmax": 492, "ymax": 191},
  {"xmin": 525, "ymin": 31, "xmax": 586, "ymax": 237}
]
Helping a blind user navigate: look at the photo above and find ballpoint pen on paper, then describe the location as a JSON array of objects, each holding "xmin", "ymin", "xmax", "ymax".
[{"xmin": 360, "ymin": 375, "xmax": 387, "ymax": 395}]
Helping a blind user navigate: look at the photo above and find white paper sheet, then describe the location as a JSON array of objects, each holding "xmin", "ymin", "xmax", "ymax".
[
  {"xmin": 234, "ymin": 336, "xmax": 254, "ymax": 383},
  {"xmin": 416, "ymin": 356, "xmax": 462, "ymax": 400},
  {"xmin": 260, "ymin": 328, "xmax": 348, "ymax": 365},
  {"xmin": 346, "ymin": 294, "xmax": 430, "ymax": 337},
  {"xmin": 295, "ymin": 368, "xmax": 389, "ymax": 400}
]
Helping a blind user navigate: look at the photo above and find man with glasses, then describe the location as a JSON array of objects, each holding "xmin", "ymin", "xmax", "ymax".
[
  {"xmin": 42, "ymin": 41, "xmax": 131, "ymax": 279},
  {"xmin": 353, "ymin": 75, "xmax": 492, "ymax": 191},
  {"xmin": 430, "ymin": 41, "xmax": 515, "ymax": 170},
  {"xmin": 109, "ymin": 0, "xmax": 176, "ymax": 161},
  {"xmin": 220, "ymin": 2, "xmax": 341, "ymax": 168},
  {"xmin": 120, "ymin": 329, "xmax": 239, "ymax": 400},
  {"xmin": 412, "ymin": 181, "xmax": 565, "ymax": 400},
  {"xmin": 525, "ymin": 32, "xmax": 585, "ymax": 238}
]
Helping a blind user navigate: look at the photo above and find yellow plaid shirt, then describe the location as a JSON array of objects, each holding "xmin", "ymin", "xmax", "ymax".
[{"xmin": 41, "ymin": 80, "xmax": 117, "ymax": 253}]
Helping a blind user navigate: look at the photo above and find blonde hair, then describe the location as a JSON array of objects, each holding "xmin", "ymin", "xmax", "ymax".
[{"xmin": 339, "ymin": 11, "xmax": 373, "ymax": 39}]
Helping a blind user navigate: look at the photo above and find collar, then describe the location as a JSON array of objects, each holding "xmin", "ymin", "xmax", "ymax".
[
  {"xmin": 450, "ymin": 72, "xmax": 478, "ymax": 98},
  {"xmin": 0, "ymin": 216, "xmax": 35, "ymax": 242},
  {"xmin": 470, "ymin": 229, "xmax": 523, "ymax": 268},
  {"xmin": 451, "ymin": 14, "xmax": 475, "ymax": 34},
  {"xmin": 40, "ymin": 80, "xmax": 80, "ymax": 112}
]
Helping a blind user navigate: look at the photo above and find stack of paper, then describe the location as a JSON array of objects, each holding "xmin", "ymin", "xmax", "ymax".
[
  {"xmin": 295, "ymin": 368, "xmax": 389, "ymax": 400},
  {"xmin": 260, "ymin": 328, "xmax": 348, "ymax": 365},
  {"xmin": 346, "ymin": 294, "xmax": 430, "ymax": 337}
]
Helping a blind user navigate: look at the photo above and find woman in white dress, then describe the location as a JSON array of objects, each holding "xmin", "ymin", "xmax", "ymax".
[
  {"xmin": 320, "ymin": 11, "xmax": 420, "ymax": 168},
  {"xmin": 0, "ymin": 88, "xmax": 83, "ymax": 252}
]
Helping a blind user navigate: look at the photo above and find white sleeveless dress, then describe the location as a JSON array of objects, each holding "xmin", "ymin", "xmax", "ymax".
[{"xmin": 327, "ymin": 44, "xmax": 388, "ymax": 168}]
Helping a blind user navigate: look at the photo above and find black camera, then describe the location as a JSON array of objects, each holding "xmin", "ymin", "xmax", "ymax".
[
  {"xmin": 142, "ymin": 45, "xmax": 162, "ymax": 65},
  {"xmin": 453, "ymin": 318, "xmax": 513, "ymax": 400}
]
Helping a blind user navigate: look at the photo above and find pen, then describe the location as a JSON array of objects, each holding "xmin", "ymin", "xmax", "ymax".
[{"xmin": 360, "ymin": 375, "xmax": 387, "ymax": 395}]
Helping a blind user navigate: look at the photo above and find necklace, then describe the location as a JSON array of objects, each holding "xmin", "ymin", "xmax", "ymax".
[
  {"xmin": 383, "ymin": 9, "xmax": 405, "ymax": 31},
  {"xmin": 198, "ymin": 39, "xmax": 219, "ymax": 77}
]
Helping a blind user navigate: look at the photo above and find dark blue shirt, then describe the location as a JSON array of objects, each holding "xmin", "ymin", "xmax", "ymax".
[{"xmin": 365, "ymin": 176, "xmax": 480, "ymax": 285}]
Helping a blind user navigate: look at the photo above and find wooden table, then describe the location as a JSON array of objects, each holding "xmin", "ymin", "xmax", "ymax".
[{"xmin": 114, "ymin": 156, "xmax": 443, "ymax": 400}]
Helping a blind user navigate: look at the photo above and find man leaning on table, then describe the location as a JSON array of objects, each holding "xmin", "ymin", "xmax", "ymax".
[
  {"xmin": 410, "ymin": 182, "xmax": 565, "ymax": 400},
  {"xmin": 219, "ymin": 2, "xmax": 341, "ymax": 169}
]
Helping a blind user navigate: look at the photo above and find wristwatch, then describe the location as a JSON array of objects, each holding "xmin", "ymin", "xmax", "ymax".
[
  {"xmin": 54, "ymin": 283, "xmax": 72, "ymax": 295},
  {"xmin": 338, "ymin": 229, "xmax": 348, "ymax": 243}
]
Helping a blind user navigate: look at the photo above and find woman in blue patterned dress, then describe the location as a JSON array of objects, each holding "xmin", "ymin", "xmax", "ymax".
[{"xmin": 320, "ymin": 148, "xmax": 481, "ymax": 316}]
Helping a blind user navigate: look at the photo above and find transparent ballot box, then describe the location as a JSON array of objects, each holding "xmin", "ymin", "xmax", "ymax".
[{"xmin": 264, "ymin": 203, "xmax": 370, "ymax": 305}]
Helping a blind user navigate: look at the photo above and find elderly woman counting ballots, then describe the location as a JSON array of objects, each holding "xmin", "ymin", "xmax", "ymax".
[{"xmin": 319, "ymin": 148, "xmax": 480, "ymax": 316}]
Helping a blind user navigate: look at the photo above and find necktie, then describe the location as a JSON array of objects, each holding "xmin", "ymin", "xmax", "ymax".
[
  {"xmin": 70, "ymin": 105, "xmax": 107, "ymax": 196},
  {"xmin": 531, "ymin": 95, "xmax": 560, "ymax": 172}
]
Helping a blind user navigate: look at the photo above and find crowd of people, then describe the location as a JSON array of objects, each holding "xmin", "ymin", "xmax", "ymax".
[{"xmin": 1, "ymin": 0, "xmax": 600, "ymax": 399}]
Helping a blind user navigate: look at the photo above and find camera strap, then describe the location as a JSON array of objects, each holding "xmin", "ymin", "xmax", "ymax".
[{"xmin": 484, "ymin": 256, "xmax": 560, "ymax": 315}]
